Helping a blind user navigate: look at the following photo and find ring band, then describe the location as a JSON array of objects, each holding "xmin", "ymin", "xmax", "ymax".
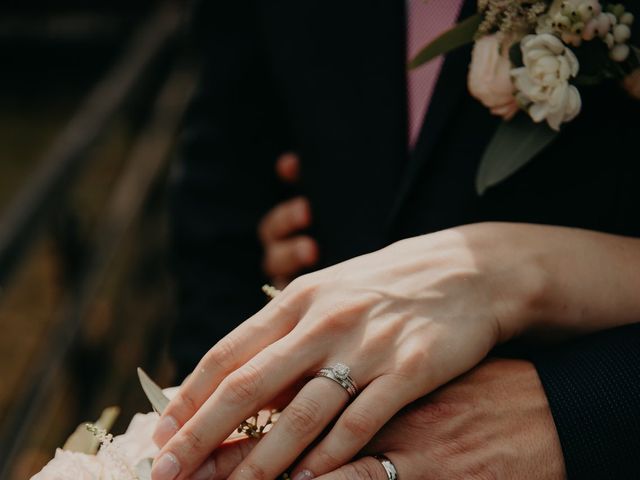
[
  {"xmin": 314, "ymin": 363, "xmax": 359, "ymax": 399},
  {"xmin": 374, "ymin": 455, "xmax": 398, "ymax": 480}
]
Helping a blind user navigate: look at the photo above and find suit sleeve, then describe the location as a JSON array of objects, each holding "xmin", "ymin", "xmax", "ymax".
[
  {"xmin": 169, "ymin": 0, "xmax": 288, "ymax": 379},
  {"xmin": 529, "ymin": 323, "xmax": 640, "ymax": 479}
]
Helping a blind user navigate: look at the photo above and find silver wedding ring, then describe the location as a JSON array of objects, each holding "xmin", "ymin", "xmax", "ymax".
[
  {"xmin": 314, "ymin": 363, "xmax": 359, "ymax": 399},
  {"xmin": 374, "ymin": 455, "xmax": 398, "ymax": 480}
]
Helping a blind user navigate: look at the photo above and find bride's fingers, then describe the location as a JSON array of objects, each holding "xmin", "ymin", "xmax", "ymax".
[
  {"xmin": 314, "ymin": 453, "xmax": 406, "ymax": 480},
  {"xmin": 291, "ymin": 375, "xmax": 414, "ymax": 478},
  {"xmin": 227, "ymin": 376, "xmax": 352, "ymax": 480},
  {"xmin": 152, "ymin": 341, "xmax": 316, "ymax": 480},
  {"xmin": 192, "ymin": 437, "xmax": 258, "ymax": 480},
  {"xmin": 155, "ymin": 293, "xmax": 303, "ymax": 447}
]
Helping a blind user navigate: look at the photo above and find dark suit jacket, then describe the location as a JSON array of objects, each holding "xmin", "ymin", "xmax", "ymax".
[{"xmin": 170, "ymin": 1, "xmax": 640, "ymax": 477}]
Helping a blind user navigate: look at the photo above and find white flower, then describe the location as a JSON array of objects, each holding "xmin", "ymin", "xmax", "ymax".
[
  {"xmin": 468, "ymin": 34, "xmax": 520, "ymax": 121},
  {"xmin": 511, "ymin": 34, "xmax": 582, "ymax": 130},
  {"xmin": 30, "ymin": 449, "xmax": 107, "ymax": 480}
]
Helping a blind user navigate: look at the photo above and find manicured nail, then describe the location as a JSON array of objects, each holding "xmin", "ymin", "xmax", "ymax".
[
  {"xmin": 192, "ymin": 459, "xmax": 216, "ymax": 480},
  {"xmin": 153, "ymin": 416, "xmax": 179, "ymax": 447},
  {"xmin": 152, "ymin": 453, "xmax": 180, "ymax": 480},
  {"xmin": 292, "ymin": 470, "xmax": 315, "ymax": 480}
]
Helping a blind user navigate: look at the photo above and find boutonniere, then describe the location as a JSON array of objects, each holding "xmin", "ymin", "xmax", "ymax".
[{"xmin": 410, "ymin": 1, "xmax": 639, "ymax": 194}]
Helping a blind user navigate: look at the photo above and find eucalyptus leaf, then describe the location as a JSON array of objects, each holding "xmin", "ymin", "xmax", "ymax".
[
  {"xmin": 138, "ymin": 367, "xmax": 170, "ymax": 415},
  {"xmin": 408, "ymin": 14, "xmax": 482, "ymax": 70},
  {"xmin": 476, "ymin": 114, "xmax": 559, "ymax": 195},
  {"xmin": 62, "ymin": 406, "xmax": 120, "ymax": 454}
]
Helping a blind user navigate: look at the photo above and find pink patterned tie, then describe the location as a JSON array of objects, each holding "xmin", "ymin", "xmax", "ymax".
[{"xmin": 407, "ymin": 0, "xmax": 465, "ymax": 147}]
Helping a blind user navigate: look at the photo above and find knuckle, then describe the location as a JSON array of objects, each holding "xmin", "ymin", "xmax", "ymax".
[
  {"xmin": 415, "ymin": 400, "xmax": 459, "ymax": 426},
  {"xmin": 203, "ymin": 338, "xmax": 236, "ymax": 372},
  {"xmin": 312, "ymin": 447, "xmax": 343, "ymax": 470},
  {"xmin": 396, "ymin": 346, "xmax": 430, "ymax": 376},
  {"xmin": 236, "ymin": 461, "xmax": 266, "ymax": 480},
  {"xmin": 280, "ymin": 275, "xmax": 318, "ymax": 308},
  {"xmin": 180, "ymin": 426, "xmax": 206, "ymax": 454},
  {"xmin": 343, "ymin": 461, "xmax": 381, "ymax": 480},
  {"xmin": 174, "ymin": 390, "xmax": 199, "ymax": 418},
  {"xmin": 312, "ymin": 298, "xmax": 371, "ymax": 334},
  {"xmin": 222, "ymin": 364, "xmax": 263, "ymax": 405},
  {"xmin": 283, "ymin": 397, "xmax": 323, "ymax": 436},
  {"xmin": 341, "ymin": 409, "xmax": 377, "ymax": 442}
]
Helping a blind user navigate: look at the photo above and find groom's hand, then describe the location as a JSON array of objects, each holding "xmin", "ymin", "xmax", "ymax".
[
  {"xmin": 259, "ymin": 153, "xmax": 318, "ymax": 287},
  {"xmin": 192, "ymin": 359, "xmax": 566, "ymax": 480},
  {"xmin": 317, "ymin": 358, "xmax": 566, "ymax": 480}
]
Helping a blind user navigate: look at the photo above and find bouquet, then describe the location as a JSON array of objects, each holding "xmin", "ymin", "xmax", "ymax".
[
  {"xmin": 410, "ymin": 0, "xmax": 639, "ymax": 193},
  {"xmin": 30, "ymin": 370, "xmax": 280, "ymax": 480}
]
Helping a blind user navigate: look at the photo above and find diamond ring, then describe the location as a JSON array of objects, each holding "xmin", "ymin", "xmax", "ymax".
[{"xmin": 314, "ymin": 363, "xmax": 359, "ymax": 399}]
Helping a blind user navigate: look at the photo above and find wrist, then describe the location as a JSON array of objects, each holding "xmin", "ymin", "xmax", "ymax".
[{"xmin": 464, "ymin": 222, "xmax": 550, "ymax": 343}]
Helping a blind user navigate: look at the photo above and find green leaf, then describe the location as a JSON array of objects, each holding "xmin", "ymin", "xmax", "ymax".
[
  {"xmin": 408, "ymin": 14, "xmax": 482, "ymax": 70},
  {"xmin": 138, "ymin": 367, "xmax": 170, "ymax": 415},
  {"xmin": 476, "ymin": 114, "xmax": 559, "ymax": 195}
]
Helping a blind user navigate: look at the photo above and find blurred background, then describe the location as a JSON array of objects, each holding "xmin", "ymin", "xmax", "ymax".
[{"xmin": 0, "ymin": 1, "xmax": 194, "ymax": 477}]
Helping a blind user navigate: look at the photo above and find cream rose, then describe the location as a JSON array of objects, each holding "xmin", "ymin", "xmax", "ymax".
[
  {"xmin": 468, "ymin": 34, "xmax": 519, "ymax": 121},
  {"xmin": 512, "ymin": 33, "xmax": 582, "ymax": 131},
  {"xmin": 30, "ymin": 449, "xmax": 106, "ymax": 480}
]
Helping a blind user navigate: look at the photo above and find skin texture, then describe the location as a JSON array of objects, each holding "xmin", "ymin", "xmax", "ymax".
[
  {"xmin": 258, "ymin": 153, "xmax": 318, "ymax": 287},
  {"xmin": 151, "ymin": 218, "xmax": 640, "ymax": 480},
  {"xmin": 181, "ymin": 358, "xmax": 566, "ymax": 480}
]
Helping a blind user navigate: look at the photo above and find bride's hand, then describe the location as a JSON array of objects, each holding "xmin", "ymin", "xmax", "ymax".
[{"xmin": 151, "ymin": 222, "xmax": 547, "ymax": 480}]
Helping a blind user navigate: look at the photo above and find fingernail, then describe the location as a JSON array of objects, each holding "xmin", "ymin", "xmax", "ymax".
[
  {"xmin": 292, "ymin": 470, "xmax": 315, "ymax": 480},
  {"xmin": 153, "ymin": 416, "xmax": 179, "ymax": 447},
  {"xmin": 192, "ymin": 459, "xmax": 216, "ymax": 480},
  {"xmin": 152, "ymin": 453, "xmax": 180, "ymax": 480}
]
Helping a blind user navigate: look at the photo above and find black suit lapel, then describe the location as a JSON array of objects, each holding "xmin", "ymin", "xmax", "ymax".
[{"xmin": 387, "ymin": 0, "xmax": 478, "ymax": 228}]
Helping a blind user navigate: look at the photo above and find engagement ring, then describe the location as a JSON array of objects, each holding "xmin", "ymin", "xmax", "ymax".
[{"xmin": 314, "ymin": 362, "xmax": 359, "ymax": 399}]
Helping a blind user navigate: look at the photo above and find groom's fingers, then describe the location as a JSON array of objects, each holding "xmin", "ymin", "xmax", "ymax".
[
  {"xmin": 313, "ymin": 453, "xmax": 406, "ymax": 480},
  {"xmin": 191, "ymin": 437, "xmax": 258, "ymax": 480},
  {"xmin": 263, "ymin": 235, "xmax": 318, "ymax": 278},
  {"xmin": 291, "ymin": 375, "xmax": 413, "ymax": 478},
  {"xmin": 154, "ymin": 292, "xmax": 303, "ymax": 447},
  {"xmin": 152, "ymin": 339, "xmax": 316, "ymax": 480}
]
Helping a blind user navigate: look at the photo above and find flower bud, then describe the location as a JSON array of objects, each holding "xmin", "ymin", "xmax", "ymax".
[
  {"xmin": 620, "ymin": 12, "xmax": 634, "ymax": 26},
  {"xmin": 554, "ymin": 14, "xmax": 572, "ymax": 30},
  {"xmin": 577, "ymin": 4, "xmax": 595, "ymax": 21},
  {"xmin": 583, "ymin": 18, "xmax": 598, "ymax": 40},
  {"xmin": 605, "ymin": 32, "xmax": 615, "ymax": 49},
  {"xmin": 610, "ymin": 43, "xmax": 630, "ymax": 62},
  {"xmin": 608, "ymin": 4, "xmax": 625, "ymax": 19},
  {"xmin": 613, "ymin": 24, "xmax": 631, "ymax": 43},
  {"xmin": 596, "ymin": 13, "xmax": 612, "ymax": 36},
  {"xmin": 571, "ymin": 21, "xmax": 585, "ymax": 35}
]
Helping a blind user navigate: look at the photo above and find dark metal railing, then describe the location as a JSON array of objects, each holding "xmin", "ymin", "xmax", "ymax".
[{"xmin": 0, "ymin": 3, "xmax": 194, "ymax": 477}]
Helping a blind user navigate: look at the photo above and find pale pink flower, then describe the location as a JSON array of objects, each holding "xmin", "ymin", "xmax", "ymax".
[
  {"xmin": 30, "ymin": 449, "xmax": 106, "ymax": 480},
  {"xmin": 104, "ymin": 412, "xmax": 160, "ymax": 467},
  {"xmin": 468, "ymin": 34, "xmax": 520, "ymax": 121}
]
